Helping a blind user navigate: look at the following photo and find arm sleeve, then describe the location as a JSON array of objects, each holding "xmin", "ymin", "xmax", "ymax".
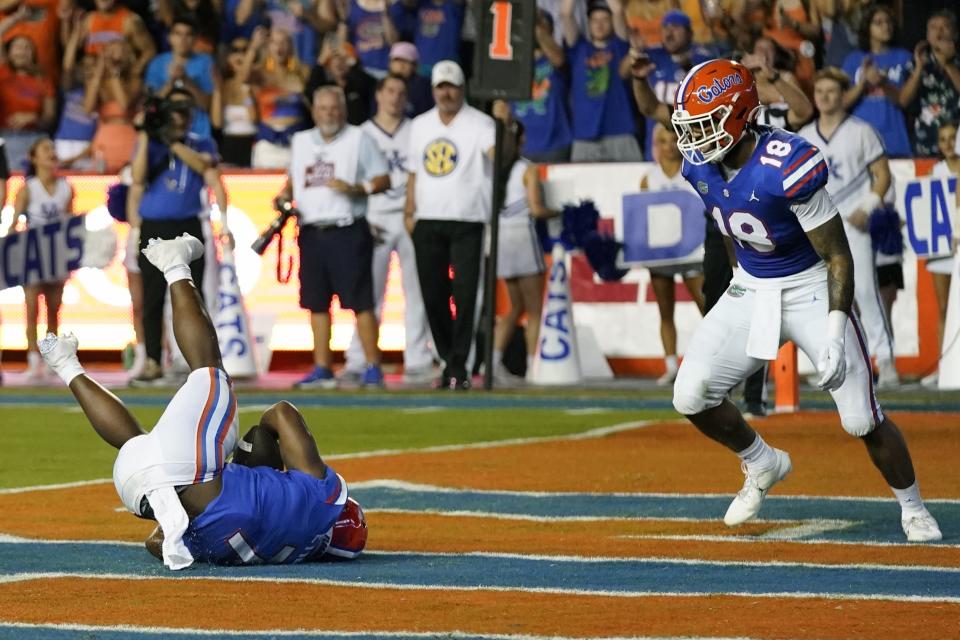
[
  {"xmin": 791, "ymin": 187, "xmax": 840, "ymax": 232},
  {"xmin": 841, "ymin": 52, "xmax": 860, "ymax": 82},
  {"xmin": 407, "ymin": 124, "xmax": 420, "ymax": 175},
  {"xmin": 480, "ymin": 113, "xmax": 496, "ymax": 151},
  {"xmin": 779, "ymin": 140, "xmax": 829, "ymax": 201},
  {"xmin": 357, "ymin": 131, "xmax": 389, "ymax": 180},
  {"xmin": 144, "ymin": 59, "xmax": 164, "ymax": 91},
  {"xmin": 861, "ymin": 122, "xmax": 886, "ymax": 163},
  {"xmin": 193, "ymin": 56, "xmax": 215, "ymax": 94}
]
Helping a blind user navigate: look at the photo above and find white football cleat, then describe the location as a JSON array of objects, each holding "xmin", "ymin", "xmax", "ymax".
[
  {"xmin": 141, "ymin": 233, "xmax": 203, "ymax": 273},
  {"xmin": 902, "ymin": 510, "xmax": 942, "ymax": 543},
  {"xmin": 724, "ymin": 448, "xmax": 792, "ymax": 526},
  {"xmin": 39, "ymin": 332, "xmax": 79, "ymax": 370}
]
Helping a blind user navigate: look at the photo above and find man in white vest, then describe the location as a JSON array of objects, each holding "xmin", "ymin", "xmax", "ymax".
[
  {"xmin": 281, "ymin": 86, "xmax": 391, "ymax": 389},
  {"xmin": 342, "ymin": 74, "xmax": 436, "ymax": 385},
  {"xmin": 405, "ymin": 60, "xmax": 496, "ymax": 390}
]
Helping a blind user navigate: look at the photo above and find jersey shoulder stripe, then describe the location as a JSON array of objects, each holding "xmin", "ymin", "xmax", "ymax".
[{"xmin": 784, "ymin": 155, "xmax": 827, "ymax": 197}]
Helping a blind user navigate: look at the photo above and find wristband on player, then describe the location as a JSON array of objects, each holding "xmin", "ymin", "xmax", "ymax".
[
  {"xmin": 827, "ymin": 310, "xmax": 848, "ymax": 342},
  {"xmin": 361, "ymin": 180, "xmax": 374, "ymax": 195},
  {"xmin": 858, "ymin": 191, "xmax": 882, "ymax": 214}
]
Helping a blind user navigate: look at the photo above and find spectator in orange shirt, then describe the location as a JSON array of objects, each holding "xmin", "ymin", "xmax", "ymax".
[
  {"xmin": 0, "ymin": 10, "xmax": 56, "ymax": 169},
  {"xmin": 624, "ymin": 0, "xmax": 674, "ymax": 48},
  {"xmin": 85, "ymin": 39, "xmax": 142, "ymax": 173},
  {"xmin": 0, "ymin": 0, "xmax": 60, "ymax": 85},
  {"xmin": 80, "ymin": 0, "xmax": 156, "ymax": 76}
]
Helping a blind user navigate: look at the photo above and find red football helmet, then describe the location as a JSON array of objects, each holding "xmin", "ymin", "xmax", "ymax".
[
  {"xmin": 671, "ymin": 59, "xmax": 760, "ymax": 165},
  {"xmin": 326, "ymin": 497, "xmax": 368, "ymax": 559}
]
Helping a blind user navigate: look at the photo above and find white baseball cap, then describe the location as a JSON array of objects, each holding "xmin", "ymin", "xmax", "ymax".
[{"xmin": 431, "ymin": 60, "xmax": 465, "ymax": 87}]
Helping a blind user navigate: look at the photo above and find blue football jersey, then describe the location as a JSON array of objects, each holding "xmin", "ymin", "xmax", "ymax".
[
  {"xmin": 183, "ymin": 463, "xmax": 348, "ymax": 565},
  {"xmin": 682, "ymin": 126, "xmax": 829, "ymax": 279}
]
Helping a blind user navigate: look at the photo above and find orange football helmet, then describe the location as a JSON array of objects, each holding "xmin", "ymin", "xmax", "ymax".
[
  {"xmin": 671, "ymin": 59, "xmax": 760, "ymax": 165},
  {"xmin": 326, "ymin": 497, "xmax": 368, "ymax": 559}
]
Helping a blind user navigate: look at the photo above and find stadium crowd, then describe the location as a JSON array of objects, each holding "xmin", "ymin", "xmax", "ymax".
[{"xmin": 0, "ymin": 0, "xmax": 958, "ymax": 394}]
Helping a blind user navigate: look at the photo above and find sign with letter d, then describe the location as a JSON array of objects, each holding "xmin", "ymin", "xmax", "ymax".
[{"xmin": 620, "ymin": 190, "xmax": 705, "ymax": 267}]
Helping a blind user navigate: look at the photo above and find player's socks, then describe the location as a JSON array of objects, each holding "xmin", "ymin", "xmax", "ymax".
[
  {"xmin": 39, "ymin": 332, "xmax": 85, "ymax": 385},
  {"xmin": 891, "ymin": 482, "xmax": 926, "ymax": 517},
  {"xmin": 894, "ymin": 482, "xmax": 942, "ymax": 541},
  {"xmin": 736, "ymin": 434, "xmax": 778, "ymax": 472}
]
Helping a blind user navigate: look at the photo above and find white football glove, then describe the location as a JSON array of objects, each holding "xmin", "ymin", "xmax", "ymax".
[{"xmin": 816, "ymin": 311, "xmax": 848, "ymax": 391}]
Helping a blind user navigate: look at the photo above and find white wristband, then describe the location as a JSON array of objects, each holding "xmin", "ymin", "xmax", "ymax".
[
  {"xmin": 858, "ymin": 191, "xmax": 882, "ymax": 214},
  {"xmin": 827, "ymin": 310, "xmax": 848, "ymax": 342},
  {"xmin": 362, "ymin": 180, "xmax": 374, "ymax": 195},
  {"xmin": 56, "ymin": 361, "xmax": 86, "ymax": 386}
]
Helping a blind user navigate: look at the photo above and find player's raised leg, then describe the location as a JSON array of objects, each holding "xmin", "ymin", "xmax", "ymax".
[
  {"xmin": 673, "ymin": 288, "xmax": 792, "ymax": 526},
  {"xmin": 39, "ymin": 332, "xmax": 146, "ymax": 449},
  {"xmin": 141, "ymin": 233, "xmax": 222, "ymax": 371},
  {"xmin": 786, "ymin": 297, "xmax": 942, "ymax": 542}
]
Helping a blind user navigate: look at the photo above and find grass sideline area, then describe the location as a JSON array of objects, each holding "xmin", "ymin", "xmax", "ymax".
[{"xmin": 0, "ymin": 398, "xmax": 670, "ymax": 488}]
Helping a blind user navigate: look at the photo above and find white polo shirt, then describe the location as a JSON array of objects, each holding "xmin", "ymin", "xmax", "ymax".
[
  {"xmin": 289, "ymin": 125, "xmax": 389, "ymax": 226},
  {"xmin": 408, "ymin": 104, "xmax": 496, "ymax": 223}
]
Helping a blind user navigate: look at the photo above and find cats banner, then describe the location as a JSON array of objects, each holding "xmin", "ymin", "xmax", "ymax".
[{"xmin": 0, "ymin": 215, "xmax": 117, "ymax": 290}]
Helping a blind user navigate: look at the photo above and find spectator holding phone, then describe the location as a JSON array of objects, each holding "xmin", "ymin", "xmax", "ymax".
[
  {"xmin": 901, "ymin": 10, "xmax": 960, "ymax": 157},
  {"xmin": 841, "ymin": 5, "xmax": 912, "ymax": 157},
  {"xmin": 741, "ymin": 35, "xmax": 812, "ymax": 131}
]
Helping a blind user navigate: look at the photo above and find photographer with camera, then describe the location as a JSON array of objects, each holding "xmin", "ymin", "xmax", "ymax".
[
  {"xmin": 279, "ymin": 85, "xmax": 391, "ymax": 390},
  {"xmin": 128, "ymin": 87, "xmax": 230, "ymax": 386}
]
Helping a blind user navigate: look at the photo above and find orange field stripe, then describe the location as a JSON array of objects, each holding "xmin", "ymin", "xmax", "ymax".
[
  {"xmin": 1, "ymin": 577, "xmax": 958, "ymax": 638},
  {"xmin": 331, "ymin": 412, "xmax": 960, "ymax": 497}
]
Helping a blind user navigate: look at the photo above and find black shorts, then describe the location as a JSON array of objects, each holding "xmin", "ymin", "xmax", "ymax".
[
  {"xmin": 298, "ymin": 218, "xmax": 374, "ymax": 312},
  {"xmin": 876, "ymin": 263, "xmax": 904, "ymax": 290}
]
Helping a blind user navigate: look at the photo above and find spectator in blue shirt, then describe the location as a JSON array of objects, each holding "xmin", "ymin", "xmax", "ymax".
[
  {"xmin": 561, "ymin": 0, "xmax": 641, "ymax": 162},
  {"xmin": 127, "ymin": 88, "xmax": 230, "ymax": 385},
  {"xmin": 144, "ymin": 16, "xmax": 216, "ymax": 138},
  {"xmin": 388, "ymin": 0, "xmax": 464, "ymax": 75},
  {"xmin": 841, "ymin": 5, "xmax": 913, "ymax": 158},
  {"xmin": 229, "ymin": 0, "xmax": 336, "ymax": 65},
  {"xmin": 341, "ymin": 0, "xmax": 398, "ymax": 77},
  {"xmin": 642, "ymin": 10, "xmax": 711, "ymax": 157},
  {"xmin": 508, "ymin": 10, "xmax": 572, "ymax": 162}
]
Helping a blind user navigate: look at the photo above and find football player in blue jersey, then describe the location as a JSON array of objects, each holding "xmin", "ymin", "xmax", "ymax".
[
  {"xmin": 666, "ymin": 59, "xmax": 941, "ymax": 542},
  {"xmin": 40, "ymin": 234, "xmax": 367, "ymax": 569}
]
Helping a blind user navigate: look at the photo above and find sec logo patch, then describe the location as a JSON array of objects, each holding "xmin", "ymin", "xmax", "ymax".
[{"xmin": 423, "ymin": 138, "xmax": 458, "ymax": 177}]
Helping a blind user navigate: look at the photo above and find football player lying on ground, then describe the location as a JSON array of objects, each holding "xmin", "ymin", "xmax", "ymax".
[{"xmin": 40, "ymin": 234, "xmax": 367, "ymax": 569}]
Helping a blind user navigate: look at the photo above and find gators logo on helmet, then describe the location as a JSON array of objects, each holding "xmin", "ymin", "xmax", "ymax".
[{"xmin": 671, "ymin": 59, "xmax": 760, "ymax": 165}]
